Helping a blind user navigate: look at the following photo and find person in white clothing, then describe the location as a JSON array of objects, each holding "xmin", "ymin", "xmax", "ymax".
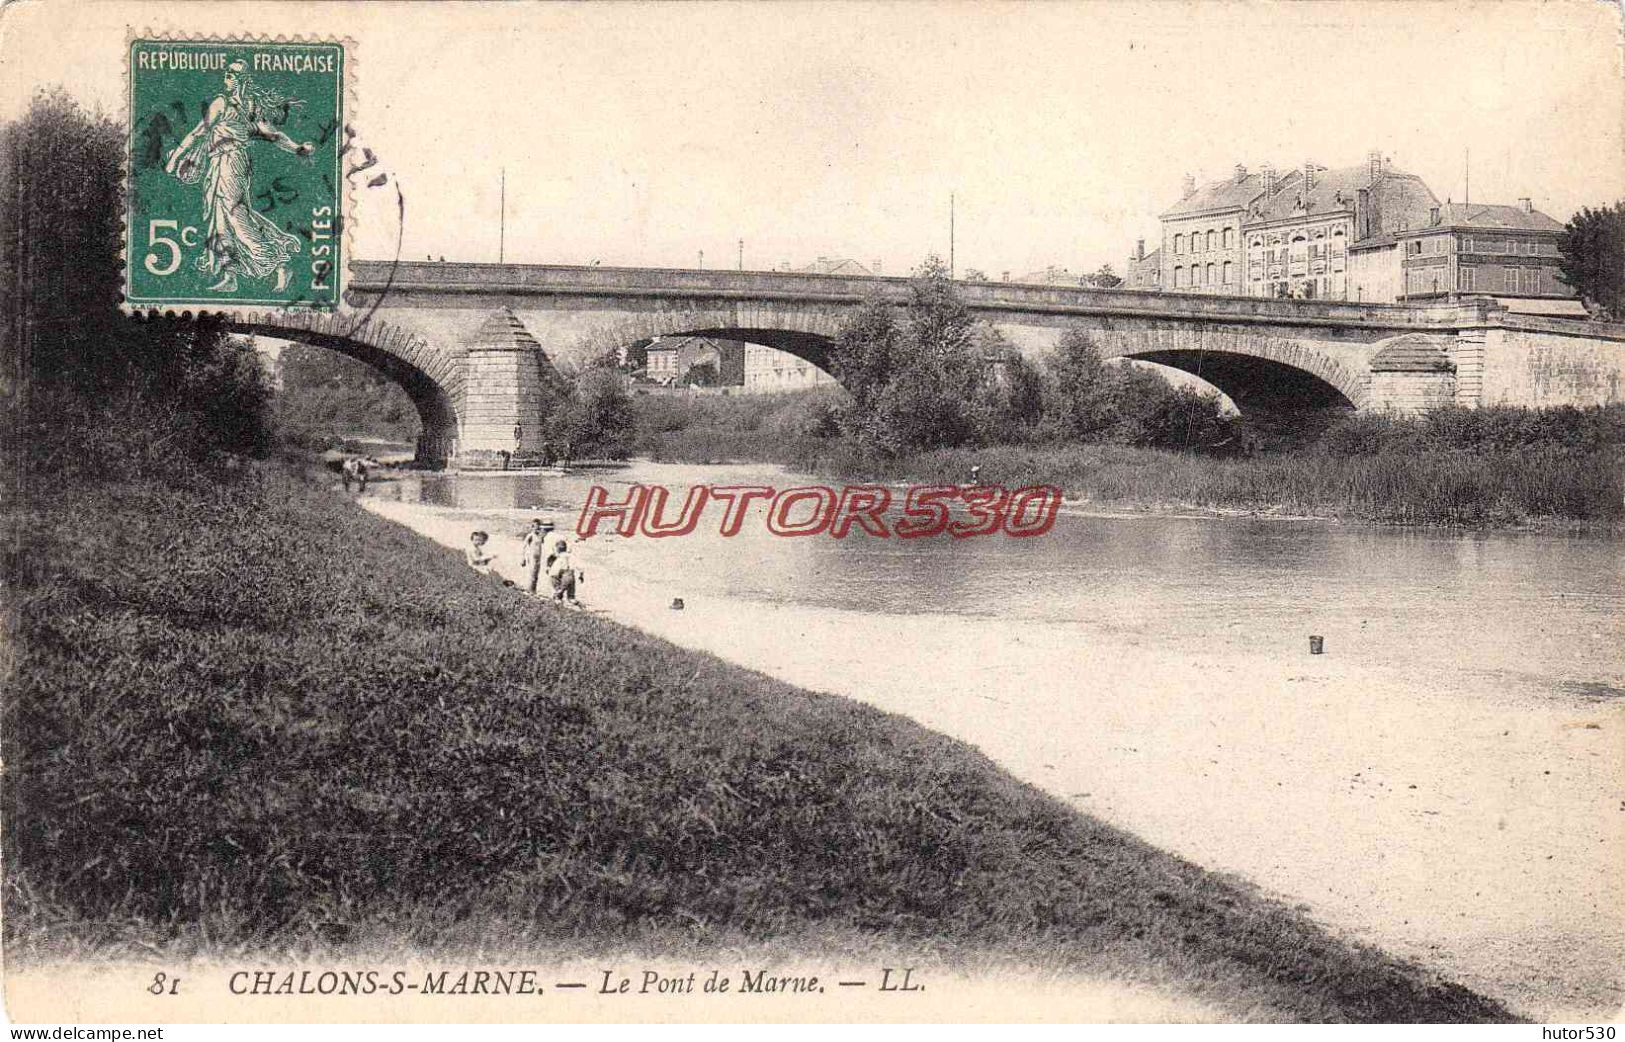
[{"xmin": 548, "ymin": 540, "xmax": 579, "ymax": 606}]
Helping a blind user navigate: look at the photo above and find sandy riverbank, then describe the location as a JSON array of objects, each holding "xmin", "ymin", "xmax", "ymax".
[{"xmin": 362, "ymin": 496, "xmax": 1623, "ymax": 1020}]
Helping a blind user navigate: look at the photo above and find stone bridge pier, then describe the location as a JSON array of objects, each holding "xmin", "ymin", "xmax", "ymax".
[{"xmin": 454, "ymin": 309, "xmax": 567, "ymax": 469}]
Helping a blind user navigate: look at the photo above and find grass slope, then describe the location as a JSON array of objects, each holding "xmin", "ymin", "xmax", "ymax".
[{"xmin": 3, "ymin": 465, "xmax": 1514, "ymax": 1022}]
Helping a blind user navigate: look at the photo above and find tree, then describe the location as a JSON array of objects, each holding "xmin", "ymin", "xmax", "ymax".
[
  {"xmin": 1557, "ymin": 203, "xmax": 1625, "ymax": 320},
  {"xmin": 1043, "ymin": 327, "xmax": 1119, "ymax": 439},
  {"xmin": 684, "ymin": 361, "xmax": 719, "ymax": 387},
  {"xmin": 962, "ymin": 268, "xmax": 989, "ymax": 282},
  {"xmin": 828, "ymin": 256, "xmax": 987, "ymax": 452},
  {"xmin": 275, "ymin": 343, "xmax": 420, "ymax": 443},
  {"xmin": 1087, "ymin": 264, "xmax": 1122, "ymax": 289},
  {"xmin": 549, "ymin": 368, "xmax": 635, "ymax": 459},
  {"xmin": 968, "ymin": 336, "xmax": 1044, "ymax": 443},
  {"xmin": 828, "ymin": 296, "xmax": 903, "ymax": 417},
  {"xmin": 2, "ymin": 91, "xmax": 274, "ymax": 474}
]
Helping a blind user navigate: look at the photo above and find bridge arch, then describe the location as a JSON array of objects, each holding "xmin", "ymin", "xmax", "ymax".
[
  {"xmin": 568, "ymin": 305, "xmax": 844, "ymax": 376},
  {"xmin": 230, "ymin": 312, "xmax": 462, "ymax": 465},
  {"xmin": 1091, "ymin": 328, "xmax": 1370, "ymax": 413}
]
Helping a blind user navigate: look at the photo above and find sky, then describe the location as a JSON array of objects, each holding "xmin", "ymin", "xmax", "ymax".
[{"xmin": 4, "ymin": 0, "xmax": 1623, "ymax": 278}]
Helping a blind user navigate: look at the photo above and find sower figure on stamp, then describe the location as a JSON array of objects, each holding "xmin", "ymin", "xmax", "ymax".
[{"xmin": 164, "ymin": 60, "xmax": 313, "ymax": 293}]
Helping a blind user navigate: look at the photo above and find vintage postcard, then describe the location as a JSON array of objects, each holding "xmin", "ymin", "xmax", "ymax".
[{"xmin": 2, "ymin": 0, "xmax": 1622, "ymax": 1033}]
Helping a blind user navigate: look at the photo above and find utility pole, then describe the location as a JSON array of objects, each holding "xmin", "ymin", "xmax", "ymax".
[
  {"xmin": 698, "ymin": 249, "xmax": 704, "ymax": 270},
  {"xmin": 1464, "ymin": 148, "xmax": 1470, "ymax": 205},
  {"xmin": 949, "ymin": 192, "xmax": 956, "ymax": 279},
  {"xmin": 499, "ymin": 168, "xmax": 506, "ymax": 263},
  {"xmin": 738, "ymin": 238, "xmax": 744, "ymax": 271}
]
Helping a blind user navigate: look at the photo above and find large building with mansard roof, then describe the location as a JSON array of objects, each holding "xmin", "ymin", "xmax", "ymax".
[{"xmin": 1144, "ymin": 153, "xmax": 1449, "ymax": 301}]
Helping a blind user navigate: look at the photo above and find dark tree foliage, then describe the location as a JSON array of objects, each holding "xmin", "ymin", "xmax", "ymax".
[
  {"xmin": 1041, "ymin": 327, "xmax": 1235, "ymax": 449},
  {"xmin": 829, "ymin": 256, "xmax": 990, "ymax": 451},
  {"xmin": 1557, "ymin": 203, "xmax": 1625, "ymax": 320},
  {"xmin": 1, "ymin": 91, "xmax": 274, "ymax": 477},
  {"xmin": 1086, "ymin": 264, "xmax": 1123, "ymax": 289},
  {"xmin": 830, "ymin": 259, "xmax": 1234, "ymax": 454},
  {"xmin": 684, "ymin": 361, "xmax": 719, "ymax": 387},
  {"xmin": 549, "ymin": 368, "xmax": 636, "ymax": 459},
  {"xmin": 274, "ymin": 343, "xmax": 420, "ymax": 443}
]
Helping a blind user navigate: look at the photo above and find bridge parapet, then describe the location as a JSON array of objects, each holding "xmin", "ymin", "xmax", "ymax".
[{"xmin": 351, "ymin": 260, "xmax": 1513, "ymax": 334}]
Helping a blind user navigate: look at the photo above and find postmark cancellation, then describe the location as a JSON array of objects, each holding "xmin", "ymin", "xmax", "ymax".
[{"xmin": 124, "ymin": 37, "xmax": 347, "ymax": 314}]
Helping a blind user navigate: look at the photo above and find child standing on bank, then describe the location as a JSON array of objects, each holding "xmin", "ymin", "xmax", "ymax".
[
  {"xmin": 548, "ymin": 539, "xmax": 580, "ymax": 607},
  {"xmin": 520, "ymin": 517, "xmax": 555, "ymax": 594}
]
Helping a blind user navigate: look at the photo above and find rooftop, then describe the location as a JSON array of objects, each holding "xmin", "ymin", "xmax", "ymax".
[
  {"xmin": 1249, "ymin": 164, "xmax": 1429, "ymax": 226},
  {"xmin": 1162, "ymin": 171, "xmax": 1266, "ymax": 218},
  {"xmin": 1419, "ymin": 202, "xmax": 1565, "ymax": 233},
  {"xmin": 794, "ymin": 257, "xmax": 873, "ymax": 276}
]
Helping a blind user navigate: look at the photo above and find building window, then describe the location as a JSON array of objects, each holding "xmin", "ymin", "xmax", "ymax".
[
  {"xmin": 1460, "ymin": 266, "xmax": 1475, "ymax": 291},
  {"xmin": 1223, "ymin": 228, "xmax": 1233, "ymax": 249},
  {"xmin": 1223, "ymin": 260, "xmax": 1234, "ymax": 284},
  {"xmin": 1206, "ymin": 263, "xmax": 1215, "ymax": 287},
  {"xmin": 1173, "ymin": 234, "xmax": 1183, "ymax": 254},
  {"xmin": 1206, "ymin": 230, "xmax": 1216, "ymax": 252},
  {"xmin": 1504, "ymin": 268, "xmax": 1517, "ymax": 291},
  {"xmin": 1525, "ymin": 268, "xmax": 1541, "ymax": 293},
  {"xmin": 1461, "ymin": 235, "xmax": 1473, "ymax": 253},
  {"xmin": 1173, "ymin": 266, "xmax": 1184, "ymax": 288}
]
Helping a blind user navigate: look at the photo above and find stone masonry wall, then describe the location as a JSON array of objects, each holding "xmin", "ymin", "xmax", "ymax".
[
  {"xmin": 1478, "ymin": 327, "xmax": 1625, "ymax": 408},
  {"xmin": 1369, "ymin": 371, "xmax": 1457, "ymax": 414},
  {"xmin": 458, "ymin": 347, "xmax": 553, "ymax": 463}
]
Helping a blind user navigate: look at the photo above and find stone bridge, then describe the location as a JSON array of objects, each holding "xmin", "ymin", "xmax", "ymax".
[{"xmin": 239, "ymin": 260, "xmax": 1625, "ymax": 467}]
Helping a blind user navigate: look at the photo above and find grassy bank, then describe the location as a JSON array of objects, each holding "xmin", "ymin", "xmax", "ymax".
[
  {"xmin": 4, "ymin": 464, "xmax": 1513, "ymax": 1021},
  {"xmin": 635, "ymin": 395, "xmax": 1625, "ymax": 528}
]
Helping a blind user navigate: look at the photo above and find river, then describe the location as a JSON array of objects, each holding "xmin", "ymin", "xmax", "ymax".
[{"xmin": 359, "ymin": 459, "xmax": 1624, "ymax": 1020}]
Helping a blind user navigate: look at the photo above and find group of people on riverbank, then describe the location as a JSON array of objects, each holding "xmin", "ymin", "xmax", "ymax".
[{"xmin": 465, "ymin": 517, "xmax": 580, "ymax": 607}]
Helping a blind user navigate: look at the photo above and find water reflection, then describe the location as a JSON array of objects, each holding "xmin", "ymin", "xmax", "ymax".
[{"xmin": 369, "ymin": 462, "xmax": 1625, "ymax": 688}]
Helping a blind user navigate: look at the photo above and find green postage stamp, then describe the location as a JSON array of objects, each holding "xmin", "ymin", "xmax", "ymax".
[{"xmin": 125, "ymin": 39, "xmax": 346, "ymax": 312}]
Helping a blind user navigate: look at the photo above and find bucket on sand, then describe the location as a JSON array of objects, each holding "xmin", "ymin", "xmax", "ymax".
[{"xmin": 1309, "ymin": 635, "xmax": 1325, "ymax": 655}]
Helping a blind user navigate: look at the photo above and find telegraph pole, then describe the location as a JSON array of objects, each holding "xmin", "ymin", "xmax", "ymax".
[
  {"xmin": 949, "ymin": 192, "xmax": 956, "ymax": 279},
  {"xmin": 499, "ymin": 168, "xmax": 506, "ymax": 263},
  {"xmin": 738, "ymin": 238, "xmax": 744, "ymax": 271}
]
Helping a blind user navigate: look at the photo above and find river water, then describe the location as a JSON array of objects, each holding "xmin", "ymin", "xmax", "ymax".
[{"xmin": 360, "ymin": 460, "xmax": 1624, "ymax": 1019}]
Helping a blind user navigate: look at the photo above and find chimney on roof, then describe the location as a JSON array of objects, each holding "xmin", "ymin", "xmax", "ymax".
[
  {"xmin": 1262, "ymin": 163, "xmax": 1277, "ymax": 196},
  {"xmin": 1368, "ymin": 150, "xmax": 1382, "ymax": 184},
  {"xmin": 1182, "ymin": 173, "xmax": 1196, "ymax": 197},
  {"xmin": 1234, "ymin": 164, "xmax": 1247, "ymax": 183},
  {"xmin": 1135, "ymin": 238, "xmax": 1146, "ymax": 261},
  {"xmin": 1519, "ymin": 197, "xmax": 1533, "ymax": 214},
  {"xmin": 1303, "ymin": 161, "xmax": 1316, "ymax": 192}
]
